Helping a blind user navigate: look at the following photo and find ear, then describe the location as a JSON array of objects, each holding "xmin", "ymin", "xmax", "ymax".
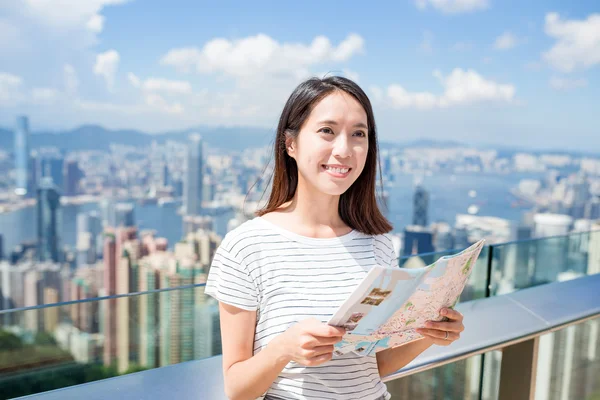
[{"xmin": 285, "ymin": 135, "xmax": 296, "ymax": 159}]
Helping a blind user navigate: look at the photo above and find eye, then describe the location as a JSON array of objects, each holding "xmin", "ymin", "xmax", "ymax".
[
  {"xmin": 354, "ymin": 131, "xmax": 367, "ymax": 137},
  {"xmin": 318, "ymin": 127, "xmax": 334, "ymax": 135}
]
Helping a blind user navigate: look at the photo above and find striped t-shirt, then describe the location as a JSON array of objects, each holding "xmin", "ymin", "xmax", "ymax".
[{"xmin": 205, "ymin": 216, "xmax": 397, "ymax": 400}]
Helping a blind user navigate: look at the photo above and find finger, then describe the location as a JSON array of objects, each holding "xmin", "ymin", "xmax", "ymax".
[
  {"xmin": 310, "ymin": 345, "xmax": 335, "ymax": 358},
  {"xmin": 424, "ymin": 321, "xmax": 464, "ymax": 332},
  {"xmin": 313, "ymin": 335, "xmax": 344, "ymax": 345},
  {"xmin": 440, "ymin": 308, "xmax": 463, "ymax": 321},
  {"xmin": 416, "ymin": 328, "xmax": 460, "ymax": 341},
  {"xmin": 312, "ymin": 324, "xmax": 346, "ymax": 338}
]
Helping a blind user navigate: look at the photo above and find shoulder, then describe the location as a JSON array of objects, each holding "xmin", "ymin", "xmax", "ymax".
[
  {"xmin": 372, "ymin": 232, "xmax": 394, "ymax": 253},
  {"xmin": 218, "ymin": 217, "xmax": 265, "ymax": 254},
  {"xmin": 217, "ymin": 217, "xmax": 286, "ymax": 261}
]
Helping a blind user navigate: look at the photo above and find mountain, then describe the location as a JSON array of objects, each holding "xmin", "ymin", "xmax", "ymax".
[
  {"xmin": 395, "ymin": 139, "xmax": 467, "ymax": 148},
  {"xmin": 0, "ymin": 124, "xmax": 275, "ymax": 152}
]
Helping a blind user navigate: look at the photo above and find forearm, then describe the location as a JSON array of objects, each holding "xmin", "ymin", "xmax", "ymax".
[
  {"xmin": 376, "ymin": 338, "xmax": 434, "ymax": 378},
  {"xmin": 224, "ymin": 340, "xmax": 290, "ymax": 400}
]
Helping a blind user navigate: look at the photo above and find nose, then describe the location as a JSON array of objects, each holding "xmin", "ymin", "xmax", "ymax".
[{"xmin": 332, "ymin": 134, "xmax": 352, "ymax": 159}]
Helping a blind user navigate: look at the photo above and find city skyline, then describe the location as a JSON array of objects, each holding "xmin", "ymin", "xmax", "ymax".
[{"xmin": 0, "ymin": 1, "xmax": 599, "ymax": 150}]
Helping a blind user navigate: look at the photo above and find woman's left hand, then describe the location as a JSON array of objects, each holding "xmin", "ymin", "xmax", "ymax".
[{"xmin": 416, "ymin": 308, "xmax": 464, "ymax": 347}]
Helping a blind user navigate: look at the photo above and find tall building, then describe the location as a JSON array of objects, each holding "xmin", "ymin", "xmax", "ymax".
[
  {"xmin": 402, "ymin": 226, "xmax": 435, "ymax": 258},
  {"xmin": 412, "ymin": 183, "xmax": 429, "ymax": 227},
  {"xmin": 40, "ymin": 155, "xmax": 65, "ymax": 191},
  {"xmin": 100, "ymin": 199, "xmax": 118, "ymax": 227},
  {"xmin": 532, "ymin": 213, "xmax": 573, "ymax": 285},
  {"xmin": 115, "ymin": 203, "xmax": 135, "ymax": 227},
  {"xmin": 432, "ymin": 222, "xmax": 454, "ymax": 251},
  {"xmin": 184, "ymin": 134, "xmax": 204, "ymax": 216},
  {"xmin": 102, "ymin": 231, "xmax": 118, "ymax": 366},
  {"xmin": 14, "ymin": 116, "xmax": 31, "ymax": 196},
  {"xmin": 588, "ymin": 222, "xmax": 600, "ymax": 275},
  {"xmin": 37, "ymin": 177, "xmax": 61, "ymax": 262},
  {"xmin": 533, "ymin": 213, "xmax": 573, "ymax": 238},
  {"xmin": 64, "ymin": 159, "xmax": 82, "ymax": 196}
]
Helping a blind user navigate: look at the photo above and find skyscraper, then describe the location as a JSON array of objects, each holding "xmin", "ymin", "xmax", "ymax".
[
  {"xmin": 402, "ymin": 226, "xmax": 435, "ymax": 258},
  {"xmin": 37, "ymin": 177, "xmax": 61, "ymax": 262},
  {"xmin": 14, "ymin": 116, "xmax": 31, "ymax": 196},
  {"xmin": 115, "ymin": 203, "xmax": 135, "ymax": 227},
  {"xmin": 412, "ymin": 183, "xmax": 429, "ymax": 227},
  {"xmin": 41, "ymin": 155, "xmax": 65, "ymax": 191},
  {"xmin": 184, "ymin": 134, "xmax": 204, "ymax": 216},
  {"xmin": 64, "ymin": 159, "xmax": 82, "ymax": 196},
  {"xmin": 532, "ymin": 213, "xmax": 573, "ymax": 285}
]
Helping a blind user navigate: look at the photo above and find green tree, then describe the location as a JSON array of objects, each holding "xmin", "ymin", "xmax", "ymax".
[
  {"xmin": 0, "ymin": 330, "xmax": 23, "ymax": 350},
  {"xmin": 34, "ymin": 331, "xmax": 58, "ymax": 346}
]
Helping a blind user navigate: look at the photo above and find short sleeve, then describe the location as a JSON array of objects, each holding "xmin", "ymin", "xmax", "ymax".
[
  {"xmin": 205, "ymin": 245, "xmax": 259, "ymax": 311},
  {"xmin": 374, "ymin": 233, "xmax": 398, "ymax": 269}
]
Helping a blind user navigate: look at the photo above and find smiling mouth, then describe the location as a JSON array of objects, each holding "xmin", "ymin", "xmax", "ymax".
[{"xmin": 322, "ymin": 165, "xmax": 352, "ymax": 178}]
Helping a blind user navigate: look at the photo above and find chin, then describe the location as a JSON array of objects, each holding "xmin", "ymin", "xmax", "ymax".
[{"xmin": 319, "ymin": 182, "xmax": 354, "ymax": 196}]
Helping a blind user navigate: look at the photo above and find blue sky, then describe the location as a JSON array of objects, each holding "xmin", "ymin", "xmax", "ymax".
[{"xmin": 0, "ymin": 0, "xmax": 598, "ymax": 151}]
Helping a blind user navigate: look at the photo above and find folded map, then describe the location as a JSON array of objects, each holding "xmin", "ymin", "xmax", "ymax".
[{"xmin": 328, "ymin": 239, "xmax": 486, "ymax": 356}]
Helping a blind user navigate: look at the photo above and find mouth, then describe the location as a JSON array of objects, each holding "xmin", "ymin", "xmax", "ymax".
[{"xmin": 322, "ymin": 164, "xmax": 352, "ymax": 178}]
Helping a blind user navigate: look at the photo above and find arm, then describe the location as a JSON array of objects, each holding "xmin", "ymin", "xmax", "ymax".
[
  {"xmin": 219, "ymin": 303, "xmax": 345, "ymax": 400},
  {"xmin": 376, "ymin": 337, "xmax": 434, "ymax": 377},
  {"xmin": 219, "ymin": 302, "xmax": 288, "ymax": 400}
]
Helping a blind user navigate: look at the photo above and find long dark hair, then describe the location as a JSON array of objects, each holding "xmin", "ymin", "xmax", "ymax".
[{"xmin": 255, "ymin": 76, "xmax": 392, "ymax": 235}]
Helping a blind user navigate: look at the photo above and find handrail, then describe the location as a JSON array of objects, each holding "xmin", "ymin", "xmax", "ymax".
[
  {"xmin": 382, "ymin": 272, "xmax": 600, "ymax": 381},
  {"xmin": 13, "ymin": 273, "xmax": 600, "ymax": 400},
  {"xmin": 4, "ymin": 228, "xmax": 599, "ymax": 313},
  {"xmin": 0, "ymin": 283, "xmax": 206, "ymax": 315}
]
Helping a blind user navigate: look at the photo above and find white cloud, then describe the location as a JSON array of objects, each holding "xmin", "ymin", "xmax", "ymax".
[
  {"xmin": 86, "ymin": 14, "xmax": 104, "ymax": 33},
  {"xmin": 382, "ymin": 68, "xmax": 515, "ymax": 109},
  {"xmin": 0, "ymin": 72, "xmax": 23, "ymax": 105},
  {"xmin": 419, "ymin": 30, "xmax": 434, "ymax": 54},
  {"xmin": 342, "ymin": 69, "xmax": 360, "ymax": 83},
  {"xmin": 160, "ymin": 33, "xmax": 365, "ymax": 79},
  {"xmin": 542, "ymin": 12, "xmax": 600, "ymax": 72},
  {"xmin": 94, "ymin": 49, "xmax": 120, "ymax": 89},
  {"xmin": 64, "ymin": 64, "xmax": 79, "ymax": 94},
  {"xmin": 31, "ymin": 87, "xmax": 59, "ymax": 104},
  {"xmin": 415, "ymin": 0, "xmax": 488, "ymax": 14},
  {"xmin": 142, "ymin": 78, "xmax": 192, "ymax": 94},
  {"xmin": 21, "ymin": 0, "xmax": 127, "ymax": 31},
  {"xmin": 144, "ymin": 93, "xmax": 184, "ymax": 114},
  {"xmin": 128, "ymin": 72, "xmax": 141, "ymax": 88},
  {"xmin": 549, "ymin": 76, "xmax": 588, "ymax": 90},
  {"xmin": 494, "ymin": 31, "xmax": 518, "ymax": 50}
]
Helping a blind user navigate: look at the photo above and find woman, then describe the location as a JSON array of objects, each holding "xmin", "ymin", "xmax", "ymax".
[{"xmin": 205, "ymin": 76, "xmax": 465, "ymax": 400}]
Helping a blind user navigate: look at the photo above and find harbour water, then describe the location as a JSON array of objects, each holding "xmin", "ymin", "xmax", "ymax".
[{"xmin": 0, "ymin": 172, "xmax": 542, "ymax": 254}]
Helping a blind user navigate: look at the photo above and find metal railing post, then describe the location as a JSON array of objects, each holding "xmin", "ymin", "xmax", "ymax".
[{"xmin": 498, "ymin": 337, "xmax": 540, "ymax": 400}]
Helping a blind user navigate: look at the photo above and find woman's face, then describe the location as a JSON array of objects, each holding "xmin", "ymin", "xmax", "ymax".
[{"xmin": 287, "ymin": 91, "xmax": 369, "ymax": 197}]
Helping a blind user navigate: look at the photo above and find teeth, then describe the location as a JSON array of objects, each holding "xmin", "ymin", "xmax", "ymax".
[{"xmin": 325, "ymin": 166, "xmax": 350, "ymax": 174}]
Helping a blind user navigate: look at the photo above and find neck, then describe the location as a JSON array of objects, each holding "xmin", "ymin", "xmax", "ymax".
[{"xmin": 285, "ymin": 179, "xmax": 344, "ymax": 229}]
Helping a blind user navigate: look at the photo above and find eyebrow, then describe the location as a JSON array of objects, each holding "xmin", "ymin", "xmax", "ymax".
[{"xmin": 317, "ymin": 120, "xmax": 368, "ymax": 130}]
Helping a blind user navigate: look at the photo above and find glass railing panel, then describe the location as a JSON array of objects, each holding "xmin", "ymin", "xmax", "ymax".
[
  {"xmin": 533, "ymin": 317, "xmax": 600, "ymax": 400},
  {"xmin": 386, "ymin": 354, "xmax": 485, "ymax": 400},
  {"xmin": 491, "ymin": 231, "xmax": 599, "ymax": 296},
  {"xmin": 0, "ymin": 285, "xmax": 219, "ymax": 399}
]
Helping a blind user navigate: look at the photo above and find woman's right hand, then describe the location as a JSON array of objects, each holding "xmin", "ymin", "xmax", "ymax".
[{"xmin": 271, "ymin": 318, "xmax": 346, "ymax": 367}]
